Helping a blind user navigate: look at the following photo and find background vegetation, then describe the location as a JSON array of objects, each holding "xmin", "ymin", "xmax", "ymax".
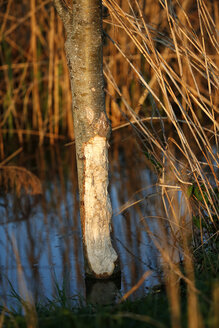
[{"xmin": 0, "ymin": 0, "xmax": 218, "ymax": 327}]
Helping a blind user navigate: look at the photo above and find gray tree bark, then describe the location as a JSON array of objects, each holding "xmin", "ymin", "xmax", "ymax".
[{"xmin": 53, "ymin": 0, "xmax": 118, "ymax": 278}]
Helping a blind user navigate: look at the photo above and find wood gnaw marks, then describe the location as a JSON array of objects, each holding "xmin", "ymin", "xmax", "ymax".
[{"xmin": 83, "ymin": 135, "xmax": 117, "ymax": 276}]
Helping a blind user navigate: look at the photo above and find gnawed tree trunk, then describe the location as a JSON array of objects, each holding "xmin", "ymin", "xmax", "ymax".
[{"xmin": 54, "ymin": 0, "xmax": 118, "ymax": 278}]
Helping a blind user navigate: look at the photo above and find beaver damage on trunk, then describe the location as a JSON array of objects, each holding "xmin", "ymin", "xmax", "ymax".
[{"xmin": 83, "ymin": 135, "xmax": 118, "ymax": 277}]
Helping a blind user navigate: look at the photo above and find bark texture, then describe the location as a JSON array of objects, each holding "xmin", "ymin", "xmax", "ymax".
[{"xmin": 54, "ymin": 0, "xmax": 118, "ymax": 278}]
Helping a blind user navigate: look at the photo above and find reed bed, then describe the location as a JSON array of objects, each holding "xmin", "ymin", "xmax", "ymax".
[
  {"xmin": 0, "ymin": 1, "xmax": 218, "ymax": 140},
  {"xmin": 0, "ymin": 0, "xmax": 73, "ymax": 146},
  {"xmin": 0, "ymin": 0, "xmax": 218, "ymax": 327},
  {"xmin": 103, "ymin": 0, "xmax": 218, "ymax": 327}
]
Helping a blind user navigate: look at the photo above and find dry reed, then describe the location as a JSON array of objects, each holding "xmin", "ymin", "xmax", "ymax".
[
  {"xmin": 0, "ymin": 147, "xmax": 42, "ymax": 195},
  {"xmin": 102, "ymin": 0, "xmax": 218, "ymax": 327}
]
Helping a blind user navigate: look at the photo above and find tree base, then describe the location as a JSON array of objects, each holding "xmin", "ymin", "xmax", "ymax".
[{"xmin": 85, "ymin": 265, "xmax": 121, "ymax": 305}]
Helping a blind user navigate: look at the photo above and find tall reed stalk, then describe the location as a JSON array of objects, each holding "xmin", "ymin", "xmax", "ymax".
[{"xmin": 30, "ymin": 0, "xmax": 43, "ymax": 142}]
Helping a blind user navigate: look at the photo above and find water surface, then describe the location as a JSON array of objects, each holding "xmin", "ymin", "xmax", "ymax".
[{"xmin": 0, "ymin": 127, "xmax": 194, "ymax": 306}]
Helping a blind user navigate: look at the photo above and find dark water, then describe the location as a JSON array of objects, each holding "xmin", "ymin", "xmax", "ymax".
[{"xmin": 0, "ymin": 128, "xmax": 191, "ymax": 307}]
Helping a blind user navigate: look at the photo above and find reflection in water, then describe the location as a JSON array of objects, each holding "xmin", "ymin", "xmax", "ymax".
[
  {"xmin": 0, "ymin": 143, "xmax": 85, "ymax": 306},
  {"xmin": 0, "ymin": 128, "xmax": 192, "ymax": 306}
]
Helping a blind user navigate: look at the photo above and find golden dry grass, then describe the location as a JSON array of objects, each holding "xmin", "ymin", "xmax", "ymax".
[{"xmin": 102, "ymin": 1, "xmax": 218, "ymax": 327}]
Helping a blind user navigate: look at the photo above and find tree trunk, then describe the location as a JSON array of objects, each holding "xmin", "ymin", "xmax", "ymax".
[{"xmin": 54, "ymin": 0, "xmax": 118, "ymax": 278}]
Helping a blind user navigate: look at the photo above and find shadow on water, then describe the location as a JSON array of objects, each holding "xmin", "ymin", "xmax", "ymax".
[{"xmin": 0, "ymin": 126, "xmax": 210, "ymax": 307}]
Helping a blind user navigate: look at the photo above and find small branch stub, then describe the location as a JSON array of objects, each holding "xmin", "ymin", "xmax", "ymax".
[{"xmin": 83, "ymin": 135, "xmax": 118, "ymax": 277}]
